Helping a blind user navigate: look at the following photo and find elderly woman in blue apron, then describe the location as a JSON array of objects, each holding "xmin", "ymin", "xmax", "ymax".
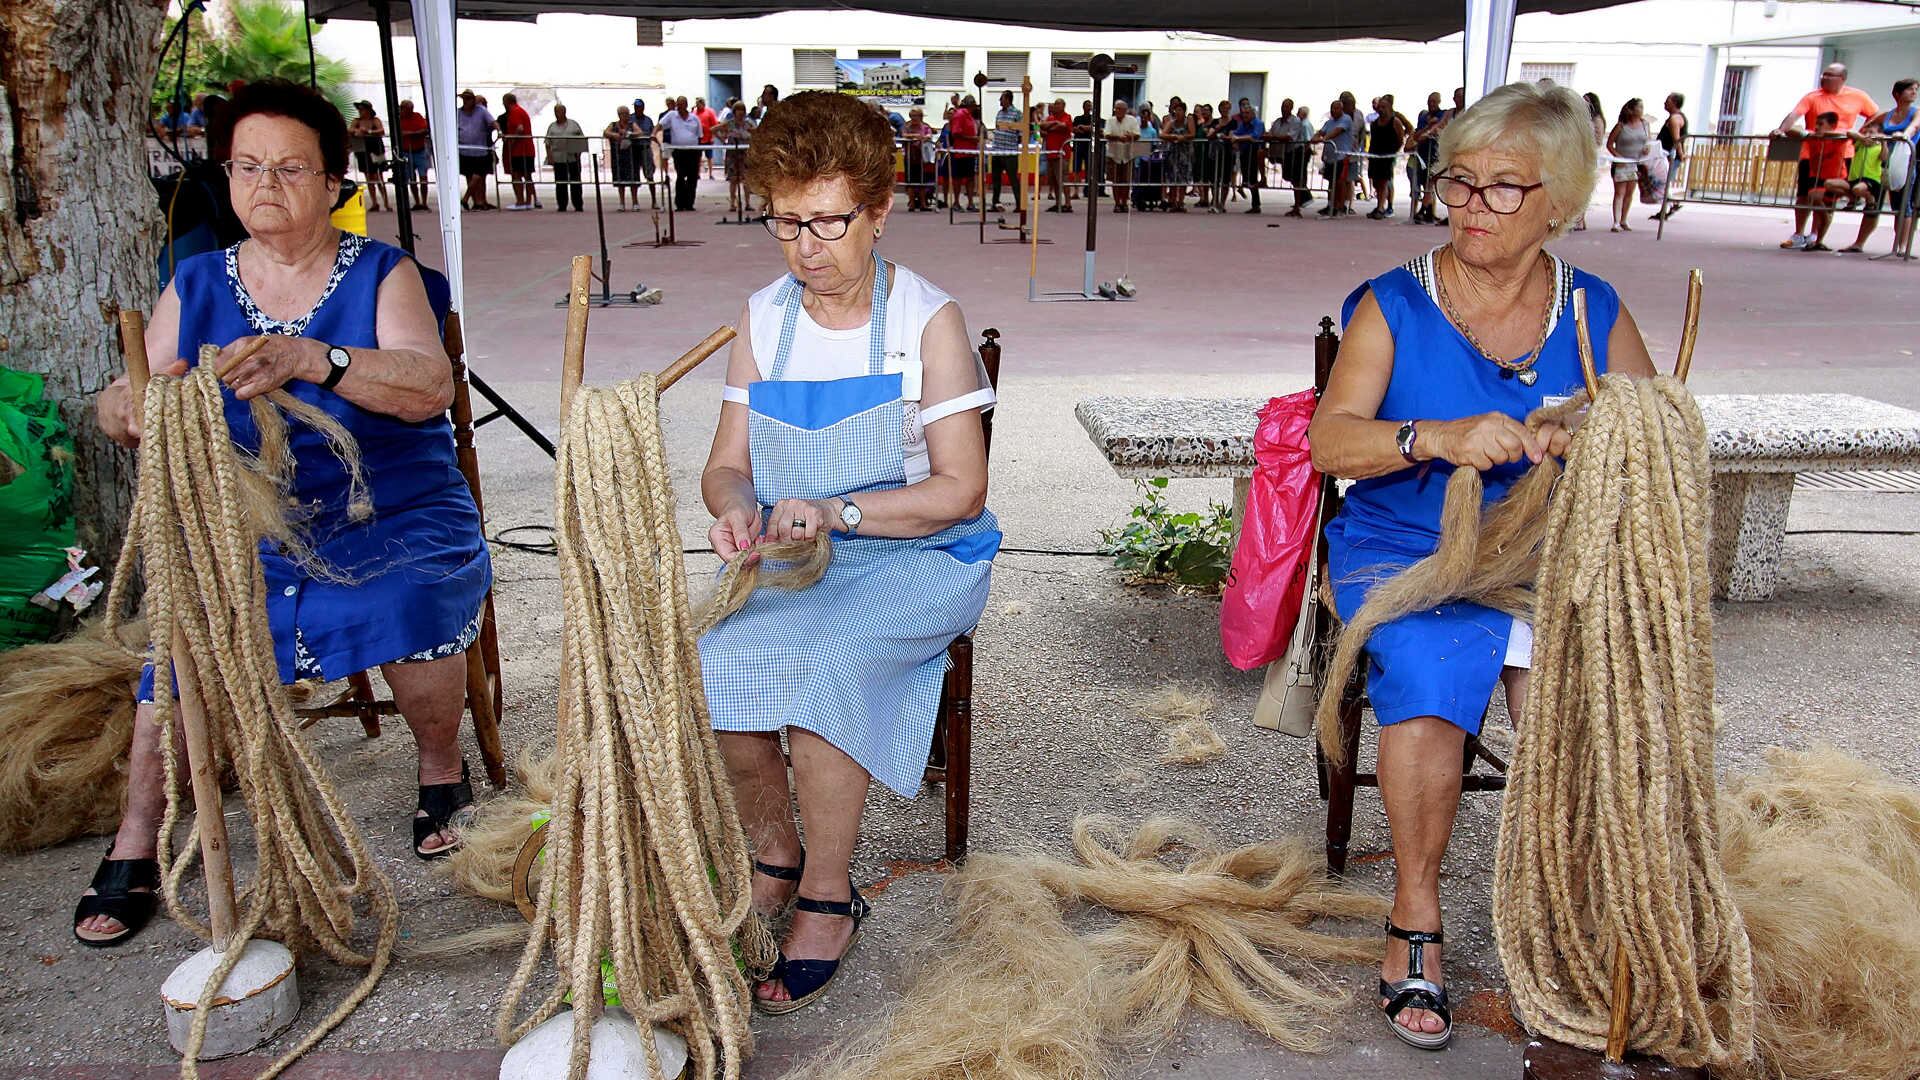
[
  {"xmin": 699, "ymin": 91, "xmax": 998, "ymax": 1013},
  {"xmin": 76, "ymin": 81, "xmax": 490, "ymax": 948}
]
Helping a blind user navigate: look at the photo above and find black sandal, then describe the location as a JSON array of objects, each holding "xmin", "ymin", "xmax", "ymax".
[
  {"xmin": 1378, "ymin": 920, "xmax": 1451, "ymax": 1050},
  {"xmin": 414, "ymin": 760, "xmax": 474, "ymax": 861},
  {"xmin": 73, "ymin": 847, "xmax": 160, "ymax": 948},
  {"xmin": 755, "ymin": 874, "xmax": 868, "ymax": 1016}
]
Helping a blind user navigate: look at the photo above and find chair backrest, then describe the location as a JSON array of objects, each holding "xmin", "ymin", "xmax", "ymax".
[
  {"xmin": 978, "ymin": 327, "xmax": 1001, "ymax": 459},
  {"xmin": 1312, "ymin": 316, "xmax": 1342, "ymax": 616}
]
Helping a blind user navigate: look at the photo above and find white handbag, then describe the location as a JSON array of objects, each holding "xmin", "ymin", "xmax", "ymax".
[{"xmin": 1251, "ymin": 498, "xmax": 1325, "ymax": 738}]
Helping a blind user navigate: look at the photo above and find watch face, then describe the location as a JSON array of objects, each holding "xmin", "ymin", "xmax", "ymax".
[{"xmin": 841, "ymin": 501, "xmax": 862, "ymax": 527}]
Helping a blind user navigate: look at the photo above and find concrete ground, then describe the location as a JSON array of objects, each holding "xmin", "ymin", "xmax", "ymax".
[{"xmin": 3, "ymin": 174, "xmax": 1917, "ymax": 1078}]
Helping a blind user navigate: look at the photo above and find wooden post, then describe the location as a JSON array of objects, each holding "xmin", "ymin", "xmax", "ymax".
[
  {"xmin": 1674, "ymin": 269, "xmax": 1703, "ymax": 383},
  {"xmin": 560, "ymin": 255, "xmax": 592, "ymax": 420},
  {"xmin": 1605, "ymin": 944, "xmax": 1633, "ymax": 1061},
  {"xmin": 1572, "ymin": 288, "xmax": 1601, "ymax": 399},
  {"xmin": 122, "ymin": 316, "xmax": 239, "ymax": 953},
  {"xmin": 656, "ymin": 327, "xmax": 736, "ymax": 394}
]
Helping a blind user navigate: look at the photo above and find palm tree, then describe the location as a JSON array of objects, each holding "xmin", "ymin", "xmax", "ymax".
[{"xmin": 200, "ymin": 0, "xmax": 354, "ymax": 115}]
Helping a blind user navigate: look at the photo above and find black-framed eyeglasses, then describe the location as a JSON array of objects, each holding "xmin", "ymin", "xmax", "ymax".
[
  {"xmin": 758, "ymin": 204, "xmax": 867, "ymax": 242},
  {"xmin": 1433, "ymin": 175, "xmax": 1544, "ymax": 215}
]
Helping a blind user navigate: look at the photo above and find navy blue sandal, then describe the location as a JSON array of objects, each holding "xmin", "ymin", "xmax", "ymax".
[
  {"xmin": 755, "ymin": 875, "xmax": 868, "ymax": 1015},
  {"xmin": 753, "ymin": 850, "xmax": 805, "ymax": 915},
  {"xmin": 1378, "ymin": 920, "xmax": 1452, "ymax": 1050}
]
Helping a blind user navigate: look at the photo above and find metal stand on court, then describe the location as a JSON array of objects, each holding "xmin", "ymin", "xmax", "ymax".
[
  {"xmin": 1030, "ymin": 53, "xmax": 1136, "ymax": 302},
  {"xmin": 557, "ymin": 154, "xmax": 663, "ymax": 308}
]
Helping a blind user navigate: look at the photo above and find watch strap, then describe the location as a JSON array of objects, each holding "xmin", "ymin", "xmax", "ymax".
[{"xmin": 319, "ymin": 346, "xmax": 349, "ymax": 390}]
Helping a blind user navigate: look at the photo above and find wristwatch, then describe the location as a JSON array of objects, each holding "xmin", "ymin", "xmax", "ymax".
[
  {"xmin": 1395, "ymin": 420, "xmax": 1420, "ymax": 464},
  {"xmin": 319, "ymin": 345, "xmax": 351, "ymax": 390},
  {"xmin": 837, "ymin": 497, "xmax": 863, "ymax": 535}
]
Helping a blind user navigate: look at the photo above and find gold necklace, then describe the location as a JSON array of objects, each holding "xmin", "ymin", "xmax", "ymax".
[{"xmin": 1434, "ymin": 246, "xmax": 1554, "ymax": 387}]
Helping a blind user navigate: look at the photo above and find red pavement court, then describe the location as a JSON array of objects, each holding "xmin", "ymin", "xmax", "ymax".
[{"xmin": 377, "ymin": 175, "xmax": 1918, "ymax": 410}]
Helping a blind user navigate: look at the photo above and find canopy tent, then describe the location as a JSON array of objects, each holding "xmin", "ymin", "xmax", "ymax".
[
  {"xmin": 337, "ymin": 0, "xmax": 1564, "ymax": 376},
  {"xmin": 317, "ymin": 0, "xmax": 1610, "ymax": 44}
]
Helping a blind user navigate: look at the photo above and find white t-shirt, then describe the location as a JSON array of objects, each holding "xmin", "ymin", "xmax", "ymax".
[
  {"xmin": 1105, "ymin": 114, "xmax": 1144, "ymax": 163},
  {"xmin": 725, "ymin": 262, "xmax": 996, "ymax": 485}
]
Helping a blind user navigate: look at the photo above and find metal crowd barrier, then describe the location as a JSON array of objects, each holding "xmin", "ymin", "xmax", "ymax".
[{"xmin": 1656, "ymin": 132, "xmax": 1918, "ymax": 258}]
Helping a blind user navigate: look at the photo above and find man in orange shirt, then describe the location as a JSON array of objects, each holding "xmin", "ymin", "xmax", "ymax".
[{"xmin": 1772, "ymin": 63, "xmax": 1878, "ymax": 249}]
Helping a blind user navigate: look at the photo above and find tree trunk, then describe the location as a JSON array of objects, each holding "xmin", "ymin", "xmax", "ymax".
[{"xmin": 1, "ymin": 0, "xmax": 167, "ymax": 560}]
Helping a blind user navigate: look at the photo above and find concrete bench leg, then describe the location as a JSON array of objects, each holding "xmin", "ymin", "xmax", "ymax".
[
  {"xmin": 1710, "ymin": 472, "xmax": 1794, "ymax": 602},
  {"xmin": 1230, "ymin": 476, "xmax": 1251, "ymax": 545}
]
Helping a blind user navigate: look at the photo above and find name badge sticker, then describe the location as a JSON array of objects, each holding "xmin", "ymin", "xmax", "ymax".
[{"xmin": 882, "ymin": 354, "xmax": 922, "ymax": 401}]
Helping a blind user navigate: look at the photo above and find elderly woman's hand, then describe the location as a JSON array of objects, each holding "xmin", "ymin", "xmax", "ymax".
[
  {"xmin": 216, "ymin": 335, "xmax": 328, "ymax": 401},
  {"xmin": 764, "ymin": 497, "xmax": 836, "ymax": 544},
  {"xmin": 710, "ymin": 502, "xmax": 763, "ymax": 561},
  {"xmin": 1426, "ymin": 412, "xmax": 1548, "ymax": 471},
  {"xmin": 98, "ymin": 359, "xmax": 189, "ymax": 449}
]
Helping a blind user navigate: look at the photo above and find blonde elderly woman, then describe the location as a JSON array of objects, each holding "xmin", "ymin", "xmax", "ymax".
[
  {"xmin": 1307, "ymin": 81, "xmax": 1658, "ymax": 1051},
  {"xmin": 699, "ymin": 90, "xmax": 998, "ymax": 1014}
]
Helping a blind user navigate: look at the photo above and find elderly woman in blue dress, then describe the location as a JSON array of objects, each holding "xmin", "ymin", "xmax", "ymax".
[
  {"xmin": 1308, "ymin": 82, "xmax": 1658, "ymax": 1051},
  {"xmin": 76, "ymin": 80, "xmax": 491, "ymax": 946},
  {"xmin": 699, "ymin": 90, "xmax": 998, "ymax": 1013}
]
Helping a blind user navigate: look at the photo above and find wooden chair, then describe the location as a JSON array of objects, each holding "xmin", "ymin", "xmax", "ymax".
[
  {"xmin": 1307, "ymin": 316, "xmax": 1506, "ymax": 875},
  {"xmin": 921, "ymin": 327, "xmax": 1000, "ymax": 864},
  {"xmin": 285, "ymin": 309, "xmax": 508, "ymax": 788}
]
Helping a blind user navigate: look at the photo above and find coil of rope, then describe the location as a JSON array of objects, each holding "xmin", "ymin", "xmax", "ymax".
[
  {"xmin": 1493, "ymin": 370, "xmax": 1756, "ymax": 1069},
  {"xmin": 496, "ymin": 371, "xmax": 777, "ymax": 1080},
  {"xmin": 108, "ymin": 351, "xmax": 398, "ymax": 1080}
]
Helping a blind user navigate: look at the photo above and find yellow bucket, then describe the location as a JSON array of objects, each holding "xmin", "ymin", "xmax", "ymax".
[{"xmin": 329, "ymin": 187, "xmax": 368, "ymax": 236}]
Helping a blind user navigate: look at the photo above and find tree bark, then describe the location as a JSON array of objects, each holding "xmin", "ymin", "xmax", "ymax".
[{"xmin": 1, "ymin": 0, "xmax": 167, "ymax": 560}]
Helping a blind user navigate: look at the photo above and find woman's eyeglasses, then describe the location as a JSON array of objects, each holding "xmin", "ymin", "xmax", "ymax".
[
  {"xmin": 1432, "ymin": 175, "xmax": 1544, "ymax": 215},
  {"xmin": 223, "ymin": 160, "xmax": 327, "ymax": 187},
  {"xmin": 758, "ymin": 204, "xmax": 867, "ymax": 242}
]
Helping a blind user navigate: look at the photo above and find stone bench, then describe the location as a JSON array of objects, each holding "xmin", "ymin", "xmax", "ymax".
[{"xmin": 1076, "ymin": 393, "xmax": 1920, "ymax": 602}]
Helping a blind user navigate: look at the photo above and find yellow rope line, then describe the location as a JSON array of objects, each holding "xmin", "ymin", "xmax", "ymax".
[
  {"xmin": 497, "ymin": 375, "xmax": 762, "ymax": 1080},
  {"xmin": 108, "ymin": 364, "xmax": 398, "ymax": 1080},
  {"xmin": 1493, "ymin": 373, "xmax": 1756, "ymax": 1067}
]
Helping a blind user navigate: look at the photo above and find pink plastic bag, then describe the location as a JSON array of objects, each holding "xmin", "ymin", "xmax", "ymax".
[{"xmin": 1219, "ymin": 389, "xmax": 1321, "ymax": 671}]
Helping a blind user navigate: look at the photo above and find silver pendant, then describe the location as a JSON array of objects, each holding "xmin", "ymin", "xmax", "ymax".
[{"xmin": 1518, "ymin": 368, "xmax": 1539, "ymax": 387}]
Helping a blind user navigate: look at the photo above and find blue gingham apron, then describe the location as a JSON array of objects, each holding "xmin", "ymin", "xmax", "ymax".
[{"xmin": 698, "ymin": 254, "xmax": 1001, "ymax": 797}]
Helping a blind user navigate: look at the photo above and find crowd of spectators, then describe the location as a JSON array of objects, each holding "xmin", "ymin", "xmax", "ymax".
[{"xmin": 149, "ymin": 64, "xmax": 1920, "ymax": 256}]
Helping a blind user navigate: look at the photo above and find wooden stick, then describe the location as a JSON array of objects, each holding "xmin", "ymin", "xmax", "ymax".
[
  {"xmin": 214, "ymin": 336, "xmax": 271, "ymax": 380},
  {"xmin": 123, "ymin": 320, "xmax": 241, "ymax": 952},
  {"xmin": 559, "ymin": 254, "xmax": 592, "ymax": 420},
  {"xmin": 1673, "ymin": 268, "xmax": 1704, "ymax": 383},
  {"xmin": 656, "ymin": 326, "xmax": 736, "ymax": 394},
  {"xmin": 1605, "ymin": 942, "xmax": 1632, "ymax": 1061},
  {"xmin": 1571, "ymin": 287, "xmax": 1601, "ymax": 399}
]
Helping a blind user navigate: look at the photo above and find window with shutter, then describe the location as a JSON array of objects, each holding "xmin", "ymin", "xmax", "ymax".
[
  {"xmin": 1519, "ymin": 62, "xmax": 1576, "ymax": 88},
  {"xmin": 1052, "ymin": 51, "xmax": 1091, "ymax": 90},
  {"xmin": 924, "ymin": 50, "xmax": 964, "ymax": 89},
  {"xmin": 793, "ymin": 49, "xmax": 837, "ymax": 87},
  {"xmin": 707, "ymin": 49, "xmax": 742, "ymax": 75},
  {"xmin": 859, "ymin": 49, "xmax": 901, "ymax": 60},
  {"xmin": 986, "ymin": 51, "xmax": 1028, "ymax": 88},
  {"xmin": 634, "ymin": 19, "xmax": 663, "ymax": 47}
]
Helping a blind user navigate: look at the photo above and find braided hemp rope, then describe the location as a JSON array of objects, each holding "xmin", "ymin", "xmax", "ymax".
[
  {"xmin": 106, "ymin": 364, "xmax": 399, "ymax": 1080},
  {"xmin": 498, "ymin": 375, "xmax": 759, "ymax": 1080},
  {"xmin": 1493, "ymin": 374, "xmax": 1756, "ymax": 1068}
]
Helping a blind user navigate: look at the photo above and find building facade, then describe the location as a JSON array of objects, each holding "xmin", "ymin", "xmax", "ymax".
[{"xmin": 317, "ymin": 1, "xmax": 1918, "ymax": 144}]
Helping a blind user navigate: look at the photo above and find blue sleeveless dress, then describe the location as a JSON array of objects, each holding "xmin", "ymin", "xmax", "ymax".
[
  {"xmin": 139, "ymin": 234, "xmax": 491, "ymax": 696},
  {"xmin": 1325, "ymin": 249, "xmax": 1617, "ymax": 735},
  {"xmin": 698, "ymin": 255, "xmax": 1001, "ymax": 798}
]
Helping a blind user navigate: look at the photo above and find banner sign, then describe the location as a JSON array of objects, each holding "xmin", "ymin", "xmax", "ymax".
[{"xmin": 836, "ymin": 58, "xmax": 925, "ymax": 108}]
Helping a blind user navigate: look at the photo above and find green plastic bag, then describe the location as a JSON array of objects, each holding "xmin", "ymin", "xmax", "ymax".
[{"xmin": 0, "ymin": 367, "xmax": 77, "ymax": 651}]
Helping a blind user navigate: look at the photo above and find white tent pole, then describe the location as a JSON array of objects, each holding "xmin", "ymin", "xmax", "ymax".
[
  {"xmin": 413, "ymin": 0, "xmax": 464, "ymax": 317},
  {"xmin": 1462, "ymin": 0, "xmax": 1519, "ymax": 103}
]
